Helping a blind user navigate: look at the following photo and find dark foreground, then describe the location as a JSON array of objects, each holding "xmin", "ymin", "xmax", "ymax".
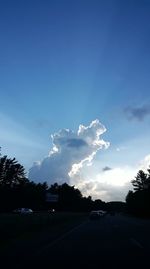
[{"xmin": 1, "ymin": 213, "xmax": 150, "ymax": 268}]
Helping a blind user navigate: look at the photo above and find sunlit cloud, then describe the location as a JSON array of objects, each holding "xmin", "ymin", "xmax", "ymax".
[
  {"xmin": 28, "ymin": 118, "xmax": 150, "ymax": 201},
  {"xmin": 139, "ymin": 154, "xmax": 150, "ymax": 171},
  {"xmin": 68, "ymin": 153, "xmax": 150, "ymax": 201},
  {"xmin": 29, "ymin": 119, "xmax": 109, "ymax": 184},
  {"xmin": 69, "ymin": 164, "xmax": 137, "ymax": 201},
  {"xmin": 96, "ymin": 167, "xmax": 136, "ymax": 187}
]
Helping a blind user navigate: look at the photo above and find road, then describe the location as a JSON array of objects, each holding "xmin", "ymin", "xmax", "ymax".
[{"xmin": 2, "ymin": 213, "xmax": 150, "ymax": 268}]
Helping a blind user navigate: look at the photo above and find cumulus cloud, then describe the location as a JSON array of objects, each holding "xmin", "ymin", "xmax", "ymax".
[
  {"xmin": 70, "ymin": 165, "xmax": 137, "ymax": 202},
  {"xmin": 29, "ymin": 118, "xmax": 150, "ymax": 202},
  {"xmin": 73, "ymin": 155, "xmax": 150, "ymax": 202},
  {"xmin": 79, "ymin": 180, "xmax": 133, "ymax": 202},
  {"xmin": 125, "ymin": 105, "xmax": 150, "ymax": 121},
  {"xmin": 29, "ymin": 119, "xmax": 109, "ymax": 184},
  {"xmin": 139, "ymin": 154, "xmax": 150, "ymax": 171}
]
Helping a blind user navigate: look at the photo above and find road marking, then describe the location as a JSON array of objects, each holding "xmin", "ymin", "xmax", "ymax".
[
  {"xmin": 37, "ymin": 220, "xmax": 89, "ymax": 254},
  {"xmin": 130, "ymin": 238, "xmax": 144, "ymax": 249}
]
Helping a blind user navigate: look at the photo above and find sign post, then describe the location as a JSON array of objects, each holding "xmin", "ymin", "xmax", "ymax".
[{"xmin": 45, "ymin": 193, "xmax": 59, "ymax": 202}]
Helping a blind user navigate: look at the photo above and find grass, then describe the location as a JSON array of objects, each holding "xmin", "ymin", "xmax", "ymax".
[{"xmin": 0, "ymin": 212, "xmax": 88, "ymax": 250}]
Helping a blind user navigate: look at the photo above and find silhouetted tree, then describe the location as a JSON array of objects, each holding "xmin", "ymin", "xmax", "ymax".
[
  {"xmin": 0, "ymin": 150, "xmax": 49, "ymax": 211},
  {"xmin": 48, "ymin": 183, "xmax": 83, "ymax": 211},
  {"xmin": 126, "ymin": 190, "xmax": 133, "ymax": 204},
  {"xmin": 126, "ymin": 168, "xmax": 150, "ymax": 217},
  {"xmin": 93, "ymin": 199, "xmax": 106, "ymax": 210},
  {"xmin": 0, "ymin": 155, "xmax": 26, "ymax": 187},
  {"xmin": 47, "ymin": 183, "xmax": 97, "ymax": 212},
  {"xmin": 131, "ymin": 170, "xmax": 150, "ymax": 191},
  {"xmin": 0, "ymin": 149, "xmax": 108, "ymax": 212}
]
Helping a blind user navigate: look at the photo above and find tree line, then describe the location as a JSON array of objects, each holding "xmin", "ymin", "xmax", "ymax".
[
  {"xmin": 2, "ymin": 148, "xmax": 149, "ymax": 216},
  {"xmin": 0, "ymin": 149, "xmax": 110, "ymax": 212},
  {"xmin": 126, "ymin": 169, "xmax": 150, "ymax": 217}
]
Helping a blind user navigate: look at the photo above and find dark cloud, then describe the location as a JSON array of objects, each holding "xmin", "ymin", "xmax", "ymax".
[
  {"xmin": 125, "ymin": 105, "xmax": 150, "ymax": 121},
  {"xmin": 67, "ymin": 138, "xmax": 87, "ymax": 148},
  {"xmin": 102, "ymin": 166, "xmax": 112, "ymax": 172}
]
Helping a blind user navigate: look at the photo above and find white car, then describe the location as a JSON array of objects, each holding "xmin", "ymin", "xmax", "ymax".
[
  {"xmin": 89, "ymin": 211, "xmax": 100, "ymax": 220},
  {"xmin": 89, "ymin": 210, "xmax": 106, "ymax": 220},
  {"xmin": 97, "ymin": 210, "xmax": 107, "ymax": 216},
  {"xmin": 13, "ymin": 208, "xmax": 33, "ymax": 214}
]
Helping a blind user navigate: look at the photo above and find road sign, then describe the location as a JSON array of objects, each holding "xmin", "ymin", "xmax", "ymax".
[{"xmin": 46, "ymin": 193, "xmax": 59, "ymax": 202}]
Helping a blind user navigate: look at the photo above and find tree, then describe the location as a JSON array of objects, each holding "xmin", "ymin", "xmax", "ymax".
[
  {"xmin": 48, "ymin": 183, "xmax": 87, "ymax": 211},
  {"xmin": 126, "ymin": 169, "xmax": 150, "ymax": 217},
  {"xmin": 0, "ymin": 155, "xmax": 26, "ymax": 187},
  {"xmin": 126, "ymin": 190, "xmax": 133, "ymax": 203},
  {"xmin": 131, "ymin": 170, "xmax": 149, "ymax": 191}
]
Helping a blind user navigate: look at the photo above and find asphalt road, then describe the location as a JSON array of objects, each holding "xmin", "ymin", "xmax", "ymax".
[{"xmin": 2, "ymin": 213, "xmax": 150, "ymax": 268}]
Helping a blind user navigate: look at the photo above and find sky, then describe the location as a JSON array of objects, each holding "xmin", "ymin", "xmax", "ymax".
[{"xmin": 1, "ymin": 0, "xmax": 150, "ymax": 201}]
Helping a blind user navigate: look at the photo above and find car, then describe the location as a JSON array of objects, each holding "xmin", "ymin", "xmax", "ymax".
[
  {"xmin": 89, "ymin": 211, "xmax": 101, "ymax": 220},
  {"xmin": 98, "ymin": 210, "xmax": 107, "ymax": 216},
  {"xmin": 13, "ymin": 208, "xmax": 33, "ymax": 214},
  {"xmin": 89, "ymin": 210, "xmax": 107, "ymax": 220},
  {"xmin": 49, "ymin": 208, "xmax": 55, "ymax": 213}
]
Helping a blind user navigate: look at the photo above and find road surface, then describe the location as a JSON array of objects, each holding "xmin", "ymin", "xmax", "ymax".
[{"xmin": 2, "ymin": 213, "xmax": 150, "ymax": 268}]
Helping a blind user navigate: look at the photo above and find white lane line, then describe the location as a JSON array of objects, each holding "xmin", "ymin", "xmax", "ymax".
[
  {"xmin": 130, "ymin": 238, "xmax": 144, "ymax": 249},
  {"xmin": 37, "ymin": 220, "xmax": 89, "ymax": 254}
]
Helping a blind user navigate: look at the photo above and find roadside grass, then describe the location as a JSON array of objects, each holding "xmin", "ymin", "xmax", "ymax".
[{"xmin": 0, "ymin": 212, "xmax": 88, "ymax": 250}]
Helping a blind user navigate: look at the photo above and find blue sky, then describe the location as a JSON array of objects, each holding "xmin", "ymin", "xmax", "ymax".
[{"xmin": 1, "ymin": 0, "xmax": 150, "ymax": 200}]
